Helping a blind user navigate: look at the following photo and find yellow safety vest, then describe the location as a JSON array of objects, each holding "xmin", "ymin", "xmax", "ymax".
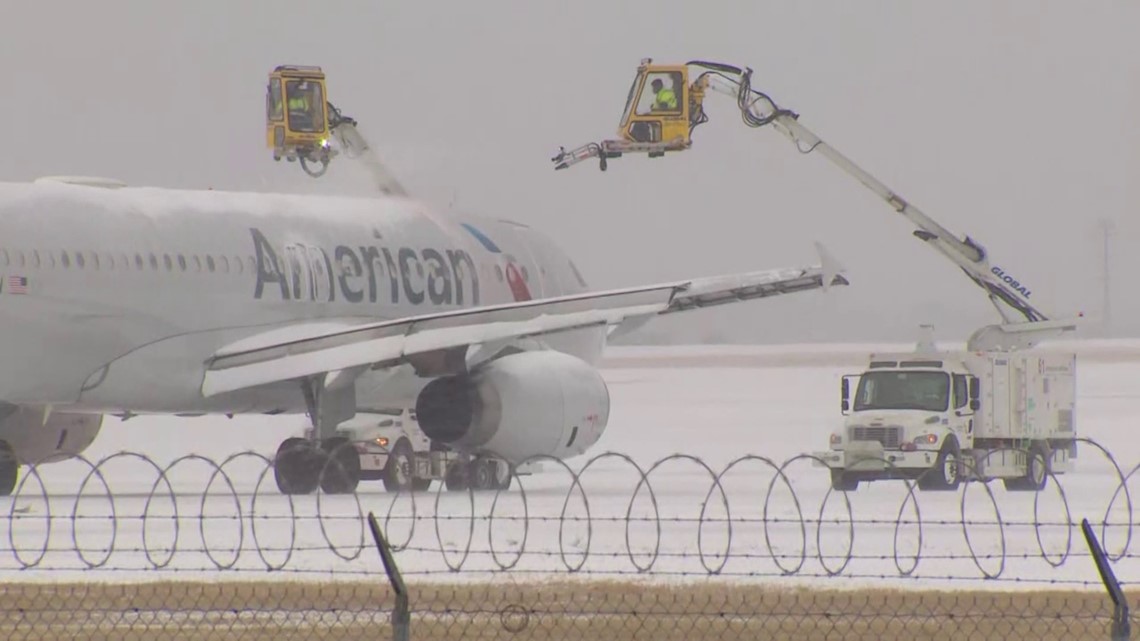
[{"xmin": 655, "ymin": 88, "xmax": 677, "ymax": 110}]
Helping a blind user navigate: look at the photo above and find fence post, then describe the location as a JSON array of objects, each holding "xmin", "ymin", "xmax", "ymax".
[
  {"xmin": 1081, "ymin": 518, "xmax": 1130, "ymax": 640},
  {"xmin": 368, "ymin": 511, "xmax": 410, "ymax": 641}
]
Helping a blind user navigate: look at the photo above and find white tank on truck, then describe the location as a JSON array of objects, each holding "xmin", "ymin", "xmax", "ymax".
[{"xmin": 814, "ymin": 326, "xmax": 1077, "ymax": 492}]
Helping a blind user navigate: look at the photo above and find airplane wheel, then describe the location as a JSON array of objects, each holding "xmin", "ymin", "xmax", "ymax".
[
  {"xmin": 412, "ymin": 478, "xmax": 433, "ymax": 492},
  {"xmin": 320, "ymin": 437, "xmax": 360, "ymax": 495},
  {"xmin": 274, "ymin": 437, "xmax": 319, "ymax": 495},
  {"xmin": 0, "ymin": 441, "xmax": 17, "ymax": 497},
  {"xmin": 383, "ymin": 440, "xmax": 415, "ymax": 493},
  {"xmin": 444, "ymin": 461, "xmax": 469, "ymax": 492}
]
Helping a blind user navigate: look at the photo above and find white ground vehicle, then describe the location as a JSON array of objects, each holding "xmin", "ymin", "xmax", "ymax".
[
  {"xmin": 814, "ymin": 327, "xmax": 1077, "ymax": 491},
  {"xmin": 303, "ymin": 408, "xmax": 519, "ymax": 492}
]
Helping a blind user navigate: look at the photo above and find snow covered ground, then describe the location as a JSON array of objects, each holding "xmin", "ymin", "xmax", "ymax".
[{"xmin": 3, "ymin": 341, "xmax": 1140, "ymax": 590}]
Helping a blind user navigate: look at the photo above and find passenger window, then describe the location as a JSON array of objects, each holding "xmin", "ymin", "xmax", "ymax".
[
  {"xmin": 206, "ymin": 256, "xmax": 215, "ymax": 272},
  {"xmin": 135, "ymin": 254, "xmax": 144, "ymax": 270},
  {"xmin": 164, "ymin": 254, "xmax": 173, "ymax": 271},
  {"xmin": 61, "ymin": 251, "xmax": 70, "ymax": 269},
  {"xmin": 494, "ymin": 265, "xmax": 504, "ymax": 282},
  {"xmin": 953, "ymin": 374, "xmax": 968, "ymax": 409},
  {"xmin": 149, "ymin": 254, "xmax": 159, "ymax": 270},
  {"xmin": 76, "ymin": 252, "xmax": 86, "ymax": 269},
  {"xmin": 177, "ymin": 255, "xmax": 187, "ymax": 271},
  {"xmin": 16, "ymin": 251, "xmax": 24, "ymax": 267},
  {"xmin": 193, "ymin": 256, "xmax": 202, "ymax": 272},
  {"xmin": 89, "ymin": 253, "xmax": 99, "ymax": 270},
  {"xmin": 219, "ymin": 256, "xmax": 229, "ymax": 273},
  {"xmin": 30, "ymin": 251, "xmax": 39, "ymax": 268}
]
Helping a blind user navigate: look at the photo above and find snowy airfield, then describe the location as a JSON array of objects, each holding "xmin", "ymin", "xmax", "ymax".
[{"xmin": 4, "ymin": 340, "xmax": 1140, "ymax": 591}]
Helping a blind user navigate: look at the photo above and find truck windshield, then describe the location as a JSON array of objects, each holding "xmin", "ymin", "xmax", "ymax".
[{"xmin": 853, "ymin": 371, "xmax": 949, "ymax": 412}]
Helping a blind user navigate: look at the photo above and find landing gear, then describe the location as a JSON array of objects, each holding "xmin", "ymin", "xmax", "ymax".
[
  {"xmin": 444, "ymin": 457, "xmax": 512, "ymax": 492},
  {"xmin": 274, "ymin": 437, "xmax": 320, "ymax": 495},
  {"xmin": 273, "ymin": 436, "xmax": 361, "ymax": 495},
  {"xmin": 0, "ymin": 440, "xmax": 18, "ymax": 497},
  {"xmin": 319, "ymin": 437, "xmax": 360, "ymax": 494},
  {"xmin": 273, "ymin": 375, "xmax": 360, "ymax": 495}
]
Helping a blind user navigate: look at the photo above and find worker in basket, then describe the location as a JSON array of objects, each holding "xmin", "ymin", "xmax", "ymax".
[
  {"xmin": 651, "ymin": 78, "xmax": 677, "ymax": 111},
  {"xmin": 287, "ymin": 81, "xmax": 321, "ymax": 132}
]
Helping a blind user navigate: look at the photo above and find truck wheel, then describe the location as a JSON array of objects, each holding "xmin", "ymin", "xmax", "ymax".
[
  {"xmin": 494, "ymin": 463, "xmax": 513, "ymax": 491},
  {"xmin": 918, "ymin": 440, "xmax": 961, "ymax": 492},
  {"xmin": 1028, "ymin": 444, "xmax": 1050, "ymax": 490},
  {"xmin": 471, "ymin": 460, "xmax": 495, "ymax": 491},
  {"xmin": 1004, "ymin": 444, "xmax": 1049, "ymax": 492},
  {"xmin": 383, "ymin": 440, "xmax": 415, "ymax": 492},
  {"xmin": 830, "ymin": 469, "xmax": 858, "ymax": 492}
]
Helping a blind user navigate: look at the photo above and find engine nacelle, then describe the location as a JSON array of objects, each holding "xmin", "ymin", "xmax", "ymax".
[
  {"xmin": 0, "ymin": 405, "xmax": 103, "ymax": 465},
  {"xmin": 415, "ymin": 350, "xmax": 610, "ymax": 463}
]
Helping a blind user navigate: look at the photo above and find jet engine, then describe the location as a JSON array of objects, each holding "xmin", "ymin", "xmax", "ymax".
[
  {"xmin": 415, "ymin": 350, "xmax": 610, "ymax": 463},
  {"xmin": 0, "ymin": 405, "xmax": 104, "ymax": 465}
]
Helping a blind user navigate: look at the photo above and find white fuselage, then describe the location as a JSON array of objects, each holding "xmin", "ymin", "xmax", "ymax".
[{"xmin": 0, "ymin": 179, "xmax": 601, "ymax": 416}]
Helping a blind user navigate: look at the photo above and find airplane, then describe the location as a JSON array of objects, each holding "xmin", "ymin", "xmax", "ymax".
[{"xmin": 0, "ymin": 174, "xmax": 848, "ymax": 496}]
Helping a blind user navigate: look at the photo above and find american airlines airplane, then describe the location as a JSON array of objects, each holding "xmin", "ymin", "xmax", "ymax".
[{"xmin": 0, "ymin": 175, "xmax": 847, "ymax": 496}]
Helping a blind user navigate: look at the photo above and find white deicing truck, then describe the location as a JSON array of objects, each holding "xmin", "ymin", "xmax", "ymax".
[
  {"xmin": 551, "ymin": 58, "xmax": 1083, "ymax": 492},
  {"xmin": 815, "ymin": 326, "xmax": 1077, "ymax": 491},
  {"xmin": 303, "ymin": 408, "xmax": 526, "ymax": 492}
]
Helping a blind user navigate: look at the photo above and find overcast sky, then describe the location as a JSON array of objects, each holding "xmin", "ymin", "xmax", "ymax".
[{"xmin": 2, "ymin": 1, "xmax": 1136, "ymax": 344}]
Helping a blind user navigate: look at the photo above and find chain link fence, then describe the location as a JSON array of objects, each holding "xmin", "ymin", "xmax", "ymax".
[
  {"xmin": 1, "ymin": 446, "xmax": 1137, "ymax": 639},
  {"xmin": 0, "ymin": 579, "xmax": 1132, "ymax": 640}
]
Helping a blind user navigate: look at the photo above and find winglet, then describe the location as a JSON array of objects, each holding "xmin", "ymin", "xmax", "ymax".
[{"xmin": 815, "ymin": 242, "xmax": 847, "ymax": 291}]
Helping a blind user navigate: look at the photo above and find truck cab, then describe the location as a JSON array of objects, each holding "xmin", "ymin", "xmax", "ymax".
[{"xmin": 821, "ymin": 353, "xmax": 978, "ymax": 491}]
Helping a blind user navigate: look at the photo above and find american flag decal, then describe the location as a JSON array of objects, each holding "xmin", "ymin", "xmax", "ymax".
[{"xmin": 7, "ymin": 275, "xmax": 27, "ymax": 294}]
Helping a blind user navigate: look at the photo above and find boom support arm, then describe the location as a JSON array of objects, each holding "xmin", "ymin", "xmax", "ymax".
[
  {"xmin": 551, "ymin": 60, "xmax": 1077, "ymax": 346},
  {"xmin": 699, "ymin": 71, "xmax": 1053, "ymax": 328}
]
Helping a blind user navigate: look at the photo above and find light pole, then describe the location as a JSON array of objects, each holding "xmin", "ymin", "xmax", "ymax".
[{"xmin": 1100, "ymin": 218, "xmax": 1115, "ymax": 337}]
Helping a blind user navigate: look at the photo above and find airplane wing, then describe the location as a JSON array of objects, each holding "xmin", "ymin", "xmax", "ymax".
[{"xmin": 200, "ymin": 243, "xmax": 847, "ymax": 397}]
